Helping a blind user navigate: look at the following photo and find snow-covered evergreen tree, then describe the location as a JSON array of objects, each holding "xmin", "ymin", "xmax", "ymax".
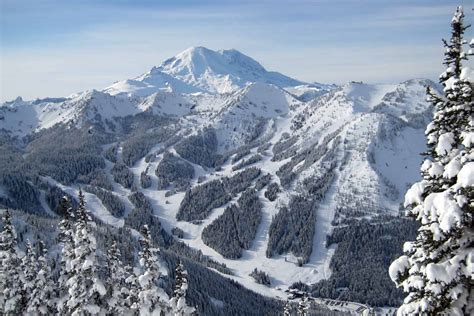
[
  {"xmin": 0, "ymin": 210, "xmax": 25, "ymax": 314},
  {"xmin": 169, "ymin": 261, "xmax": 195, "ymax": 316},
  {"xmin": 389, "ymin": 6, "xmax": 474, "ymax": 315},
  {"xmin": 138, "ymin": 224, "xmax": 170, "ymax": 315},
  {"xmin": 124, "ymin": 264, "xmax": 140, "ymax": 314},
  {"xmin": 65, "ymin": 190, "xmax": 106, "ymax": 315},
  {"xmin": 423, "ymin": 6, "xmax": 473, "ymax": 190},
  {"xmin": 27, "ymin": 240, "xmax": 56, "ymax": 314},
  {"xmin": 57, "ymin": 195, "xmax": 75, "ymax": 314},
  {"xmin": 21, "ymin": 240, "xmax": 38, "ymax": 309},
  {"xmin": 105, "ymin": 240, "xmax": 127, "ymax": 314},
  {"xmin": 297, "ymin": 292, "xmax": 309, "ymax": 316},
  {"xmin": 283, "ymin": 300, "xmax": 291, "ymax": 316}
]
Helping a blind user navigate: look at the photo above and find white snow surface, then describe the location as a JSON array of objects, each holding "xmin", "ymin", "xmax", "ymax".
[
  {"xmin": 457, "ymin": 162, "xmax": 474, "ymax": 187},
  {"xmin": 389, "ymin": 255, "xmax": 409, "ymax": 281},
  {"xmin": 284, "ymin": 83, "xmax": 337, "ymax": 102},
  {"xmin": 0, "ymin": 90, "xmax": 140, "ymax": 136}
]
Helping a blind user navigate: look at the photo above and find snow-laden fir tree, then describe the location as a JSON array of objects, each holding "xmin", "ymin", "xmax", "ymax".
[
  {"xmin": 0, "ymin": 210, "xmax": 25, "ymax": 314},
  {"xmin": 297, "ymin": 292, "xmax": 309, "ymax": 316},
  {"xmin": 57, "ymin": 196, "xmax": 75, "ymax": 314},
  {"xmin": 65, "ymin": 190, "xmax": 106, "ymax": 315},
  {"xmin": 389, "ymin": 6, "xmax": 474, "ymax": 315},
  {"xmin": 424, "ymin": 6, "xmax": 473, "ymax": 191},
  {"xmin": 27, "ymin": 240, "xmax": 56, "ymax": 315},
  {"xmin": 124, "ymin": 264, "xmax": 141, "ymax": 314},
  {"xmin": 105, "ymin": 240, "xmax": 127, "ymax": 314},
  {"xmin": 169, "ymin": 261, "xmax": 195, "ymax": 316},
  {"xmin": 21, "ymin": 240, "xmax": 38, "ymax": 308},
  {"xmin": 138, "ymin": 224, "xmax": 170, "ymax": 315},
  {"xmin": 283, "ymin": 300, "xmax": 291, "ymax": 316}
]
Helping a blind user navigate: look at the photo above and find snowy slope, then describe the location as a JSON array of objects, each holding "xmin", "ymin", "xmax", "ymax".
[
  {"xmin": 372, "ymin": 79, "xmax": 436, "ymax": 126},
  {"xmin": 138, "ymin": 92, "xmax": 195, "ymax": 117},
  {"xmin": 100, "ymin": 78, "xmax": 429, "ymax": 299},
  {"xmin": 0, "ymin": 90, "xmax": 139, "ymax": 136},
  {"xmin": 290, "ymin": 82, "xmax": 430, "ymax": 219},
  {"xmin": 285, "ymin": 83, "xmax": 337, "ymax": 102},
  {"xmin": 209, "ymin": 83, "xmax": 304, "ymax": 150},
  {"xmin": 342, "ymin": 81, "xmax": 398, "ymax": 112}
]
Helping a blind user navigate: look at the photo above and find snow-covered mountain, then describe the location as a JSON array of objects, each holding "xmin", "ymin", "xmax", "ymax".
[
  {"xmin": 104, "ymin": 47, "xmax": 310, "ymax": 96},
  {"xmin": 0, "ymin": 47, "xmax": 438, "ymax": 310},
  {"xmin": 285, "ymin": 82, "xmax": 338, "ymax": 102},
  {"xmin": 0, "ymin": 90, "xmax": 140, "ymax": 136}
]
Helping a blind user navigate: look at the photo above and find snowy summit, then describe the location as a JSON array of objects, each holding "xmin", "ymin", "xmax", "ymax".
[{"xmin": 104, "ymin": 47, "xmax": 307, "ymax": 96}]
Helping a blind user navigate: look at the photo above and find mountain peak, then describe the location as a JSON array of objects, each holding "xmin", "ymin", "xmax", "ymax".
[
  {"xmin": 76, "ymin": 89, "xmax": 110, "ymax": 102},
  {"xmin": 105, "ymin": 47, "xmax": 305, "ymax": 96},
  {"xmin": 172, "ymin": 46, "xmax": 216, "ymax": 64},
  {"xmin": 157, "ymin": 46, "xmax": 267, "ymax": 80},
  {"xmin": 1, "ymin": 96, "xmax": 24, "ymax": 107},
  {"xmin": 181, "ymin": 46, "xmax": 214, "ymax": 55}
]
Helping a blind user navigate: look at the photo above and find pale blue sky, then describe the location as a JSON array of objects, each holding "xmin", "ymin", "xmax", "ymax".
[{"xmin": 1, "ymin": 0, "xmax": 473, "ymax": 101}]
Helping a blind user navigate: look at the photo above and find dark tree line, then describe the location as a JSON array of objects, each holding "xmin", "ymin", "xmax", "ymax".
[
  {"xmin": 231, "ymin": 154, "xmax": 262, "ymax": 171},
  {"xmin": 126, "ymin": 191, "xmax": 171, "ymax": 247},
  {"xmin": 156, "ymin": 152, "xmax": 195, "ymax": 191},
  {"xmin": 177, "ymin": 179, "xmax": 231, "ymax": 222},
  {"xmin": 202, "ymin": 189, "xmax": 262, "ymax": 259},
  {"xmin": 264, "ymin": 182, "xmax": 281, "ymax": 201},
  {"xmin": 24, "ymin": 125, "xmax": 109, "ymax": 184},
  {"xmin": 84, "ymin": 185, "xmax": 126, "ymax": 217},
  {"xmin": 266, "ymin": 195, "xmax": 316, "ymax": 263},
  {"xmin": 297, "ymin": 218, "xmax": 419, "ymax": 307},
  {"xmin": 111, "ymin": 162, "xmax": 134, "ymax": 189},
  {"xmin": 276, "ymin": 132, "xmax": 340, "ymax": 188},
  {"xmin": 77, "ymin": 169, "xmax": 113, "ymax": 191},
  {"xmin": 121, "ymin": 128, "xmax": 176, "ymax": 167},
  {"xmin": 177, "ymin": 167, "xmax": 261, "ymax": 221},
  {"xmin": 249, "ymin": 268, "xmax": 271, "ymax": 286},
  {"xmin": 231, "ymin": 149, "xmax": 251, "ymax": 164},
  {"xmin": 140, "ymin": 168, "xmax": 152, "ymax": 189},
  {"xmin": 174, "ymin": 128, "xmax": 221, "ymax": 168},
  {"xmin": 254, "ymin": 173, "xmax": 272, "ymax": 191},
  {"xmin": 272, "ymin": 134, "xmax": 298, "ymax": 161}
]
